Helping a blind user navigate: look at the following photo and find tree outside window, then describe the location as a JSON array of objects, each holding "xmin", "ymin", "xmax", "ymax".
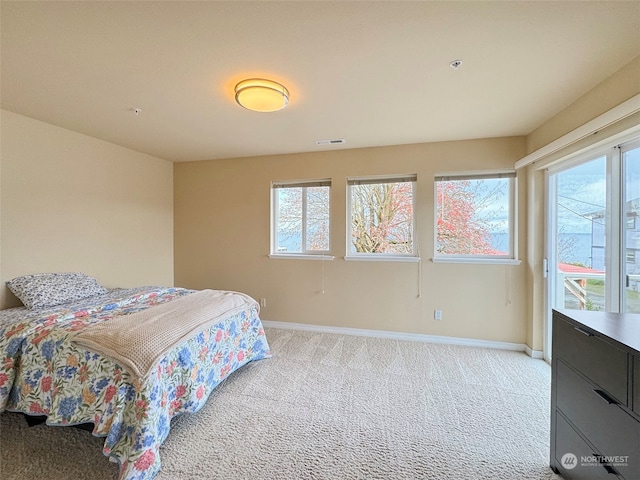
[
  {"xmin": 435, "ymin": 172, "xmax": 515, "ymax": 259},
  {"xmin": 348, "ymin": 175, "xmax": 416, "ymax": 257},
  {"xmin": 272, "ymin": 180, "xmax": 330, "ymax": 255}
]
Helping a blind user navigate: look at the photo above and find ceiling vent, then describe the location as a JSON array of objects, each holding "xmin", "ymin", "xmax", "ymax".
[{"xmin": 315, "ymin": 138, "xmax": 345, "ymax": 146}]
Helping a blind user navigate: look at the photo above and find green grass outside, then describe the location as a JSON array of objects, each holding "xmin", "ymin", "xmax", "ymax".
[{"xmin": 585, "ymin": 279, "xmax": 640, "ymax": 313}]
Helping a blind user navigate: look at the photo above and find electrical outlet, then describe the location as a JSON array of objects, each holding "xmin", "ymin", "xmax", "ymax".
[
  {"xmin": 260, "ymin": 298, "xmax": 267, "ymax": 308},
  {"xmin": 434, "ymin": 309, "xmax": 442, "ymax": 320}
]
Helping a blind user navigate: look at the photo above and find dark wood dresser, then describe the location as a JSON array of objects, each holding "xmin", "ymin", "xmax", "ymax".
[{"xmin": 551, "ymin": 309, "xmax": 640, "ymax": 479}]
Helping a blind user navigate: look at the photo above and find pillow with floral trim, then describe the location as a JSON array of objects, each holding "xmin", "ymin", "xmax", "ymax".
[{"xmin": 6, "ymin": 272, "xmax": 109, "ymax": 309}]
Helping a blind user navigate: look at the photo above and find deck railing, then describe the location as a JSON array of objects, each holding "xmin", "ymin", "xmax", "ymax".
[{"xmin": 557, "ymin": 270, "xmax": 640, "ymax": 310}]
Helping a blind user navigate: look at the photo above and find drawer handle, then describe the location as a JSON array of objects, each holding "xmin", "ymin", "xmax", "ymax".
[
  {"xmin": 574, "ymin": 326, "xmax": 594, "ymax": 336},
  {"xmin": 593, "ymin": 388, "xmax": 619, "ymax": 405}
]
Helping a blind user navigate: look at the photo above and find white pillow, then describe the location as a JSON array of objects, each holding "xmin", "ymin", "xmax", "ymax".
[{"xmin": 6, "ymin": 272, "xmax": 109, "ymax": 309}]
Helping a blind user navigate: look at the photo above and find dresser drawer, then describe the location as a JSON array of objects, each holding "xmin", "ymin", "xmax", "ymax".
[
  {"xmin": 554, "ymin": 316, "xmax": 628, "ymax": 403},
  {"xmin": 557, "ymin": 360, "xmax": 639, "ymax": 480},
  {"xmin": 555, "ymin": 413, "xmax": 623, "ymax": 479}
]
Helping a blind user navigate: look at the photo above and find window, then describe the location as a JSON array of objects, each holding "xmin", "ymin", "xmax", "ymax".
[
  {"xmin": 347, "ymin": 175, "xmax": 417, "ymax": 260},
  {"xmin": 271, "ymin": 179, "xmax": 331, "ymax": 256},
  {"xmin": 434, "ymin": 171, "xmax": 516, "ymax": 262}
]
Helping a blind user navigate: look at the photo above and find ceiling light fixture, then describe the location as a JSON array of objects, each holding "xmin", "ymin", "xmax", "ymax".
[{"xmin": 234, "ymin": 78, "xmax": 289, "ymax": 112}]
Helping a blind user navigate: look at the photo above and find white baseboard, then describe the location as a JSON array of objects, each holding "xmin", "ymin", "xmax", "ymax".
[
  {"xmin": 524, "ymin": 344, "xmax": 544, "ymax": 359},
  {"xmin": 262, "ymin": 320, "xmax": 544, "ymax": 359}
]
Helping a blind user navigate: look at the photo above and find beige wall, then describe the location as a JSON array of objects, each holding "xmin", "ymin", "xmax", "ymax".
[
  {"xmin": 0, "ymin": 112, "xmax": 3, "ymax": 302},
  {"xmin": 175, "ymin": 137, "xmax": 529, "ymax": 344},
  {"xmin": 0, "ymin": 110, "xmax": 175, "ymax": 309},
  {"xmin": 527, "ymin": 55, "xmax": 640, "ymax": 154}
]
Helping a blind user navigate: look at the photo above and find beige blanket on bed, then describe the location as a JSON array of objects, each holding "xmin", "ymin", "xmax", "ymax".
[{"xmin": 72, "ymin": 289, "xmax": 258, "ymax": 380}]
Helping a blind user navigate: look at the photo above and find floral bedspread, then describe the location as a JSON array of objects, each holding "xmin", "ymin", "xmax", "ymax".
[{"xmin": 0, "ymin": 287, "xmax": 271, "ymax": 480}]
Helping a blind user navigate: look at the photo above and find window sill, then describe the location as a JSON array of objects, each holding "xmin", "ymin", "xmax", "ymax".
[
  {"xmin": 344, "ymin": 255, "xmax": 420, "ymax": 263},
  {"xmin": 269, "ymin": 254, "xmax": 335, "ymax": 261},
  {"xmin": 431, "ymin": 257, "xmax": 521, "ymax": 265}
]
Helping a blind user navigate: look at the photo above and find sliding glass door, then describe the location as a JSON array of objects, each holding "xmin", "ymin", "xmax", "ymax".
[
  {"xmin": 623, "ymin": 142, "xmax": 640, "ymax": 313},
  {"xmin": 548, "ymin": 155, "xmax": 607, "ymax": 312},
  {"xmin": 547, "ymin": 138, "xmax": 640, "ymax": 322}
]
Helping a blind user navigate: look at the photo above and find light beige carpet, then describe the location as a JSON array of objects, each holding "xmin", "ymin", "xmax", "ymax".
[{"xmin": 1, "ymin": 327, "xmax": 561, "ymax": 480}]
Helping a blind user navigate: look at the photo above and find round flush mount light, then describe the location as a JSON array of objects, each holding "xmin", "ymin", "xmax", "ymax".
[{"xmin": 234, "ymin": 78, "xmax": 289, "ymax": 112}]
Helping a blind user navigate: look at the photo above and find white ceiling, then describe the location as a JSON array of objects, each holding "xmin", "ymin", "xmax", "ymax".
[{"xmin": 2, "ymin": 1, "xmax": 639, "ymax": 162}]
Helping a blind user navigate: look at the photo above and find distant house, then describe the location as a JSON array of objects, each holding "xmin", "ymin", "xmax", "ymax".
[{"xmin": 590, "ymin": 197, "xmax": 640, "ymax": 291}]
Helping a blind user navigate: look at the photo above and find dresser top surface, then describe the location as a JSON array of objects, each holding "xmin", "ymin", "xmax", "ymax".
[{"xmin": 554, "ymin": 309, "xmax": 640, "ymax": 353}]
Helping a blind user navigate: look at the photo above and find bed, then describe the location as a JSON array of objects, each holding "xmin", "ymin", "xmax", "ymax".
[{"xmin": 0, "ymin": 273, "xmax": 271, "ymax": 480}]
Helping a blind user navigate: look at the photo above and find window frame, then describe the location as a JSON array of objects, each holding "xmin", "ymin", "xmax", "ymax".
[
  {"xmin": 270, "ymin": 178, "xmax": 333, "ymax": 259},
  {"xmin": 345, "ymin": 174, "xmax": 418, "ymax": 262},
  {"xmin": 433, "ymin": 170, "xmax": 519, "ymax": 265}
]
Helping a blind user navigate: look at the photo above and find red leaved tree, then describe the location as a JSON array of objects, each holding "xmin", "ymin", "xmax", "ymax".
[{"xmin": 436, "ymin": 180, "xmax": 498, "ymax": 254}]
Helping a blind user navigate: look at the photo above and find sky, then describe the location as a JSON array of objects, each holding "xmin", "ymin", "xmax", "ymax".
[{"xmin": 556, "ymin": 146, "xmax": 640, "ymax": 233}]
